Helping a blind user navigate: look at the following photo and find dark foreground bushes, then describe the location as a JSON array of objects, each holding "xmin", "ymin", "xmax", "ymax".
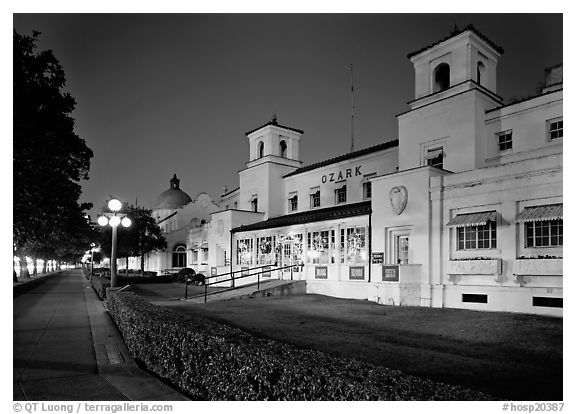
[
  {"xmin": 91, "ymin": 276, "xmax": 110, "ymax": 300},
  {"xmin": 106, "ymin": 292, "xmax": 493, "ymax": 401}
]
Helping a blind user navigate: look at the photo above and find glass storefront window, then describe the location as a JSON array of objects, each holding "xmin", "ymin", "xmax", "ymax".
[
  {"xmin": 341, "ymin": 226, "xmax": 367, "ymax": 264},
  {"xmin": 237, "ymin": 238, "xmax": 253, "ymax": 265},
  {"xmin": 307, "ymin": 230, "xmax": 330, "ymax": 264},
  {"xmin": 257, "ymin": 236, "xmax": 276, "ymax": 265}
]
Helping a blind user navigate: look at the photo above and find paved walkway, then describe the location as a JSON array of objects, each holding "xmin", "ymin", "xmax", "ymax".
[{"xmin": 13, "ymin": 269, "xmax": 188, "ymax": 401}]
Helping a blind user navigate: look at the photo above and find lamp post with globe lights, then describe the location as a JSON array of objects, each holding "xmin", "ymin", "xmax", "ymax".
[{"xmin": 97, "ymin": 198, "xmax": 132, "ymax": 288}]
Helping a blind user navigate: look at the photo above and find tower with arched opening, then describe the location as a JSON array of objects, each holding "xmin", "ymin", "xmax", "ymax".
[{"xmin": 398, "ymin": 25, "xmax": 504, "ymax": 173}]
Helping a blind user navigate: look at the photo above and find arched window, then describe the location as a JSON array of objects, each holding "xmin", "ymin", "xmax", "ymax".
[
  {"xmin": 172, "ymin": 244, "xmax": 187, "ymax": 268},
  {"xmin": 477, "ymin": 61, "xmax": 485, "ymax": 85},
  {"xmin": 433, "ymin": 63, "xmax": 450, "ymax": 92},
  {"xmin": 258, "ymin": 141, "xmax": 264, "ymax": 158},
  {"xmin": 279, "ymin": 140, "xmax": 287, "ymax": 158}
]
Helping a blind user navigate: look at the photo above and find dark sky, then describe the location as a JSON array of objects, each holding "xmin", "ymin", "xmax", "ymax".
[{"xmin": 13, "ymin": 14, "xmax": 563, "ymax": 217}]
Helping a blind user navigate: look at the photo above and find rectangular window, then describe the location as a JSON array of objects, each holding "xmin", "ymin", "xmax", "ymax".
[
  {"xmin": 532, "ymin": 297, "xmax": 563, "ymax": 308},
  {"xmin": 251, "ymin": 198, "xmax": 258, "ymax": 212},
  {"xmin": 289, "ymin": 195, "xmax": 298, "ymax": 212},
  {"xmin": 363, "ymin": 181, "xmax": 372, "ymax": 200},
  {"xmin": 462, "ymin": 294, "xmax": 488, "ymax": 304},
  {"xmin": 341, "ymin": 226, "xmax": 367, "ymax": 264},
  {"xmin": 497, "ymin": 130, "xmax": 513, "ymax": 151},
  {"xmin": 548, "ymin": 118, "xmax": 563, "ymax": 140},
  {"xmin": 456, "ymin": 221, "xmax": 497, "ymax": 250},
  {"xmin": 257, "ymin": 236, "xmax": 275, "ymax": 265},
  {"xmin": 525, "ymin": 219, "xmax": 563, "ymax": 247},
  {"xmin": 335, "ymin": 185, "xmax": 347, "ymax": 204},
  {"xmin": 426, "ymin": 147, "xmax": 444, "ymax": 169},
  {"xmin": 237, "ymin": 239, "xmax": 253, "ymax": 265},
  {"xmin": 307, "ymin": 230, "xmax": 330, "ymax": 264},
  {"xmin": 310, "ymin": 191, "xmax": 321, "ymax": 208}
]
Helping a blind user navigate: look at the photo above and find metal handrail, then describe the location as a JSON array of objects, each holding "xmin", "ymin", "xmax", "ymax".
[
  {"xmin": 202, "ymin": 264, "xmax": 275, "ymax": 283},
  {"xmin": 202, "ymin": 263, "xmax": 300, "ymax": 303}
]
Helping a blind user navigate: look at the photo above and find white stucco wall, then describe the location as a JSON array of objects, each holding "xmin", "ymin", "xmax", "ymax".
[{"xmin": 284, "ymin": 146, "xmax": 399, "ymax": 214}]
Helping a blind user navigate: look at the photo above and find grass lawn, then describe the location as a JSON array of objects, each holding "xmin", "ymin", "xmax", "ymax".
[
  {"xmin": 129, "ymin": 282, "xmax": 225, "ymax": 301},
  {"xmin": 160, "ymin": 293, "xmax": 562, "ymax": 401}
]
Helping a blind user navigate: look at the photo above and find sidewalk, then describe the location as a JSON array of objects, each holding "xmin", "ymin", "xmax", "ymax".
[{"xmin": 13, "ymin": 269, "xmax": 189, "ymax": 401}]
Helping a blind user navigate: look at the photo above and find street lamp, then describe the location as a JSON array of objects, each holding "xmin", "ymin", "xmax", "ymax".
[
  {"xmin": 89, "ymin": 243, "xmax": 101, "ymax": 280},
  {"xmin": 97, "ymin": 198, "xmax": 132, "ymax": 288}
]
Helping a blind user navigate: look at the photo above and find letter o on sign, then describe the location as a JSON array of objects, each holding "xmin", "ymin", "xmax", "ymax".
[{"xmin": 321, "ymin": 175, "xmax": 327, "ymax": 183}]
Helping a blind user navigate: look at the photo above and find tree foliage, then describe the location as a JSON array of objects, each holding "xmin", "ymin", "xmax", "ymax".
[
  {"xmin": 97, "ymin": 205, "xmax": 167, "ymax": 273},
  {"xmin": 13, "ymin": 30, "xmax": 95, "ymax": 271}
]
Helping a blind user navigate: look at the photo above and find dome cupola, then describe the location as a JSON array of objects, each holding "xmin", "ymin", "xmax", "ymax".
[{"xmin": 153, "ymin": 173, "xmax": 192, "ymax": 210}]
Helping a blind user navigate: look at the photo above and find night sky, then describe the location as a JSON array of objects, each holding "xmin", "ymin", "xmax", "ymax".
[{"xmin": 13, "ymin": 14, "xmax": 563, "ymax": 217}]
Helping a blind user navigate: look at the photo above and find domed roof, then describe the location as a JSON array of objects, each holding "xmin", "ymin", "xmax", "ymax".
[{"xmin": 153, "ymin": 174, "xmax": 192, "ymax": 210}]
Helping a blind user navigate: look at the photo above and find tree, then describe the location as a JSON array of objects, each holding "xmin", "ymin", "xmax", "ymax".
[
  {"xmin": 123, "ymin": 205, "xmax": 167, "ymax": 273},
  {"xmin": 13, "ymin": 30, "xmax": 94, "ymax": 278},
  {"xmin": 97, "ymin": 205, "xmax": 166, "ymax": 274}
]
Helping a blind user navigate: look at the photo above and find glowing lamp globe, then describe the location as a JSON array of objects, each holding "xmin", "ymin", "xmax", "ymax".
[
  {"xmin": 109, "ymin": 216, "xmax": 121, "ymax": 227},
  {"xmin": 97, "ymin": 216, "xmax": 109, "ymax": 226},
  {"xmin": 108, "ymin": 199, "xmax": 122, "ymax": 212},
  {"xmin": 121, "ymin": 217, "xmax": 132, "ymax": 228}
]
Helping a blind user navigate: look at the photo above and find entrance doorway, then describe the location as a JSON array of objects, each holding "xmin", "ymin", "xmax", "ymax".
[{"xmin": 278, "ymin": 238, "xmax": 303, "ymax": 280}]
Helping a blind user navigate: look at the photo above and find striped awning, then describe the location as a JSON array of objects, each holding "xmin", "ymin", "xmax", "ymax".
[
  {"xmin": 446, "ymin": 211, "xmax": 498, "ymax": 227},
  {"xmin": 516, "ymin": 204, "xmax": 563, "ymax": 222},
  {"xmin": 426, "ymin": 148, "xmax": 444, "ymax": 159}
]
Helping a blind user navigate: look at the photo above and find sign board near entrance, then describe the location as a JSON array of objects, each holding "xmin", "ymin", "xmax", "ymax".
[
  {"xmin": 371, "ymin": 252, "xmax": 384, "ymax": 264},
  {"xmin": 382, "ymin": 265, "xmax": 400, "ymax": 282}
]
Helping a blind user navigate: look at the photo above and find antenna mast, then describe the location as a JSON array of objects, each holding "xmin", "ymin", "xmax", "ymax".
[{"xmin": 350, "ymin": 63, "xmax": 355, "ymax": 153}]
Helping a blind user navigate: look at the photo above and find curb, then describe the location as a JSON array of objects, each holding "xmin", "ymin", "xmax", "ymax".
[
  {"xmin": 13, "ymin": 271, "xmax": 63, "ymax": 297},
  {"xmin": 82, "ymin": 275, "xmax": 189, "ymax": 401}
]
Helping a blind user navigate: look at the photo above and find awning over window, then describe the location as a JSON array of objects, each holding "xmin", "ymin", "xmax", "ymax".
[
  {"xmin": 309, "ymin": 187, "xmax": 320, "ymax": 195},
  {"xmin": 248, "ymin": 194, "xmax": 257, "ymax": 202},
  {"xmin": 516, "ymin": 204, "xmax": 563, "ymax": 223},
  {"xmin": 335, "ymin": 184, "xmax": 346, "ymax": 191},
  {"xmin": 446, "ymin": 211, "xmax": 498, "ymax": 227},
  {"xmin": 426, "ymin": 148, "xmax": 444, "ymax": 159}
]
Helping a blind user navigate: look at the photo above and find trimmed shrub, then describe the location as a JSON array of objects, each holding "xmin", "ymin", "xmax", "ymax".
[
  {"xmin": 91, "ymin": 276, "xmax": 110, "ymax": 300},
  {"xmin": 173, "ymin": 267, "xmax": 195, "ymax": 283},
  {"xmin": 190, "ymin": 273, "xmax": 205, "ymax": 286},
  {"xmin": 106, "ymin": 292, "xmax": 493, "ymax": 401}
]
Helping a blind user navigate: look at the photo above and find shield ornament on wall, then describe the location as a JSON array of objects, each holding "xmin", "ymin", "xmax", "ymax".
[{"xmin": 390, "ymin": 186, "xmax": 408, "ymax": 215}]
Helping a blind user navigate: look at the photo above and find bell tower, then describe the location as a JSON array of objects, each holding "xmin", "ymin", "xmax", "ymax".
[
  {"xmin": 239, "ymin": 115, "xmax": 303, "ymax": 219},
  {"xmin": 246, "ymin": 114, "xmax": 302, "ymax": 163},
  {"xmin": 398, "ymin": 25, "xmax": 504, "ymax": 173},
  {"xmin": 409, "ymin": 24, "xmax": 502, "ymax": 106}
]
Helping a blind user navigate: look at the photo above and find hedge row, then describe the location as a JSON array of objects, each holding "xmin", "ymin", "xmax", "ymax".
[
  {"xmin": 90, "ymin": 276, "xmax": 110, "ymax": 300},
  {"xmin": 106, "ymin": 292, "xmax": 493, "ymax": 401}
]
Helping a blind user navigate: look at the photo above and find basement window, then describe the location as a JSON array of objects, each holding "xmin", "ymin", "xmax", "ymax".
[
  {"xmin": 462, "ymin": 294, "xmax": 488, "ymax": 304},
  {"xmin": 532, "ymin": 297, "xmax": 562, "ymax": 308}
]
